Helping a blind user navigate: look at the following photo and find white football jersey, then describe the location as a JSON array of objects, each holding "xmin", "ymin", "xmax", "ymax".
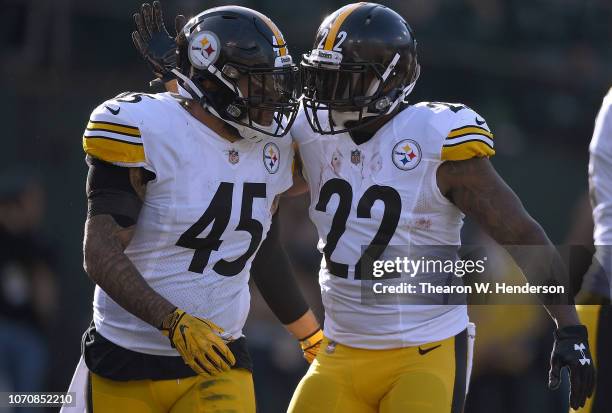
[
  {"xmin": 292, "ymin": 102, "xmax": 495, "ymax": 349},
  {"xmin": 588, "ymin": 87, "xmax": 612, "ymax": 298},
  {"xmin": 83, "ymin": 92, "xmax": 293, "ymax": 356},
  {"xmin": 590, "ymin": 88, "xmax": 612, "ymax": 245}
]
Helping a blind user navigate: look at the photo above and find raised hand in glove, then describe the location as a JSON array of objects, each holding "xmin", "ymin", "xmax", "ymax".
[
  {"xmin": 548, "ymin": 324, "xmax": 596, "ymax": 410},
  {"xmin": 160, "ymin": 308, "xmax": 236, "ymax": 376},
  {"xmin": 132, "ymin": 1, "xmax": 185, "ymax": 82}
]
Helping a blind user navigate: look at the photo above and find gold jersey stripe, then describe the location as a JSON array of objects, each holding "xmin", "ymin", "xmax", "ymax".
[
  {"xmin": 324, "ymin": 3, "xmax": 364, "ymax": 51},
  {"xmin": 252, "ymin": 10, "xmax": 287, "ymax": 56},
  {"xmin": 441, "ymin": 140, "xmax": 495, "ymax": 161},
  {"xmin": 87, "ymin": 121, "xmax": 141, "ymax": 137},
  {"xmin": 83, "ymin": 136, "xmax": 145, "ymax": 164},
  {"xmin": 447, "ymin": 126, "xmax": 493, "ymax": 140}
]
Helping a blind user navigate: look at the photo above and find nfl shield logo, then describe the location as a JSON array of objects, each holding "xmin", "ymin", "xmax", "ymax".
[
  {"xmin": 350, "ymin": 149, "xmax": 361, "ymax": 165},
  {"xmin": 228, "ymin": 149, "xmax": 239, "ymax": 164}
]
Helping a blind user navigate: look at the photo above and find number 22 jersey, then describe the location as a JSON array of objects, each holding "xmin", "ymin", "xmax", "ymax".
[
  {"xmin": 292, "ymin": 102, "xmax": 495, "ymax": 349},
  {"xmin": 83, "ymin": 92, "xmax": 293, "ymax": 356}
]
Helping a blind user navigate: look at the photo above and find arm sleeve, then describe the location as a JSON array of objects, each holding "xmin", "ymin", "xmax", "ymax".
[
  {"xmin": 251, "ymin": 208, "xmax": 310, "ymax": 324},
  {"xmin": 85, "ymin": 156, "xmax": 153, "ymax": 227}
]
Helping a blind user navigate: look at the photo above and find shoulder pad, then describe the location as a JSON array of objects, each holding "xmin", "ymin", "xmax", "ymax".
[
  {"xmin": 426, "ymin": 102, "xmax": 495, "ymax": 161},
  {"xmin": 82, "ymin": 93, "xmax": 160, "ymax": 167}
]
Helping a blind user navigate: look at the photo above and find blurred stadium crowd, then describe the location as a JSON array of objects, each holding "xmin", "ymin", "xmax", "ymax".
[{"xmin": 0, "ymin": 0, "xmax": 611, "ymax": 412}]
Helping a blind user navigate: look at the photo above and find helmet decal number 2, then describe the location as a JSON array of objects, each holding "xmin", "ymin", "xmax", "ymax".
[
  {"xmin": 317, "ymin": 29, "xmax": 329, "ymax": 49},
  {"xmin": 333, "ymin": 31, "xmax": 347, "ymax": 52},
  {"xmin": 317, "ymin": 30, "xmax": 347, "ymax": 52},
  {"xmin": 317, "ymin": 29, "xmax": 346, "ymax": 52}
]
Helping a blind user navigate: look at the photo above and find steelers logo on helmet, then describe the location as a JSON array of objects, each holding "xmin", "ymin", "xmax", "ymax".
[
  {"xmin": 392, "ymin": 139, "xmax": 422, "ymax": 171},
  {"xmin": 188, "ymin": 31, "xmax": 220, "ymax": 69},
  {"xmin": 263, "ymin": 142, "xmax": 280, "ymax": 174}
]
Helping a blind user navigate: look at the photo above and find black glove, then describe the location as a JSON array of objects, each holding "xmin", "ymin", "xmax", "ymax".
[
  {"xmin": 548, "ymin": 325, "xmax": 596, "ymax": 410},
  {"xmin": 131, "ymin": 1, "xmax": 186, "ymax": 83}
]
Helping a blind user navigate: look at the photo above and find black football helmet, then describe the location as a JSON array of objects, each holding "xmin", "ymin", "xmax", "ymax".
[
  {"xmin": 172, "ymin": 6, "xmax": 299, "ymax": 142},
  {"xmin": 301, "ymin": 3, "xmax": 420, "ymax": 135}
]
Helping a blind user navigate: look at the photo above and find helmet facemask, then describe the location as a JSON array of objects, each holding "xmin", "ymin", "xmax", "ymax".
[
  {"xmin": 301, "ymin": 51, "xmax": 419, "ymax": 135},
  {"xmin": 235, "ymin": 65, "xmax": 300, "ymax": 137}
]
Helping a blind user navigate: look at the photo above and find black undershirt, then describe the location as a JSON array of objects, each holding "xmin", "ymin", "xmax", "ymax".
[{"xmin": 85, "ymin": 155, "xmax": 153, "ymax": 227}]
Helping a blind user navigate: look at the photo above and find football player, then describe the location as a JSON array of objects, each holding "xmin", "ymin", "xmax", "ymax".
[
  {"xmin": 286, "ymin": 3, "xmax": 595, "ymax": 412},
  {"xmin": 589, "ymin": 87, "xmax": 612, "ymax": 303},
  {"xmin": 570, "ymin": 87, "xmax": 612, "ymax": 413},
  {"xmin": 63, "ymin": 5, "xmax": 322, "ymax": 413}
]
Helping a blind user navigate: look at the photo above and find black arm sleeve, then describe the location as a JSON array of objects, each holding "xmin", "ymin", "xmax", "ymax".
[
  {"xmin": 251, "ymin": 208, "xmax": 310, "ymax": 324},
  {"xmin": 85, "ymin": 155, "xmax": 153, "ymax": 227}
]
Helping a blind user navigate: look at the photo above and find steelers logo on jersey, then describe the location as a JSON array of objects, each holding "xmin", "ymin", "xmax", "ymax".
[
  {"xmin": 392, "ymin": 139, "xmax": 422, "ymax": 171},
  {"xmin": 188, "ymin": 31, "xmax": 220, "ymax": 69},
  {"xmin": 263, "ymin": 142, "xmax": 280, "ymax": 174}
]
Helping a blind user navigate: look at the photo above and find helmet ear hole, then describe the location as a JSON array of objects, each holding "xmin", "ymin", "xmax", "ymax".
[
  {"xmin": 373, "ymin": 96, "xmax": 391, "ymax": 112},
  {"xmin": 226, "ymin": 104, "xmax": 243, "ymax": 119}
]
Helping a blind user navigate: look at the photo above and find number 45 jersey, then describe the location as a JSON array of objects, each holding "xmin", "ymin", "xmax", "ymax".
[
  {"xmin": 83, "ymin": 92, "xmax": 293, "ymax": 356},
  {"xmin": 292, "ymin": 103, "xmax": 495, "ymax": 349}
]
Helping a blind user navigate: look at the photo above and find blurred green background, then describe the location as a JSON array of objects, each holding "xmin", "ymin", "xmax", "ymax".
[{"xmin": 0, "ymin": 0, "xmax": 610, "ymax": 412}]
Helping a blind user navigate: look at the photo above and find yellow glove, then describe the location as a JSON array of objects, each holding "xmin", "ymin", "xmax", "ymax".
[
  {"xmin": 160, "ymin": 308, "xmax": 236, "ymax": 376},
  {"xmin": 299, "ymin": 329, "xmax": 324, "ymax": 364}
]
